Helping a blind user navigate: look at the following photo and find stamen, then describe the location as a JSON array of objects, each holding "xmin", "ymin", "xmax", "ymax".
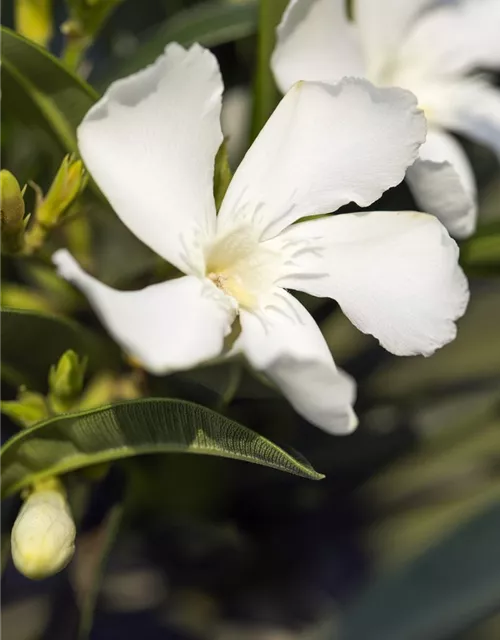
[
  {"xmin": 204, "ymin": 225, "xmax": 282, "ymax": 310},
  {"xmin": 208, "ymin": 272, "xmax": 228, "ymax": 290}
]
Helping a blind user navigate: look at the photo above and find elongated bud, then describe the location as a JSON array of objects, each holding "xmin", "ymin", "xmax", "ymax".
[
  {"xmin": 37, "ymin": 155, "xmax": 86, "ymax": 226},
  {"xmin": 1, "ymin": 170, "xmax": 26, "ymax": 253},
  {"xmin": 49, "ymin": 350, "xmax": 87, "ymax": 412},
  {"xmin": 11, "ymin": 480, "xmax": 76, "ymax": 580},
  {"xmin": 15, "ymin": 0, "xmax": 53, "ymax": 48}
]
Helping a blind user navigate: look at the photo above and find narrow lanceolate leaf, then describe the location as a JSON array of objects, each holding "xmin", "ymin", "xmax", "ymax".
[
  {"xmin": 1, "ymin": 27, "xmax": 98, "ymax": 152},
  {"xmin": 116, "ymin": 0, "xmax": 258, "ymax": 77},
  {"xmin": 0, "ymin": 398, "xmax": 324, "ymax": 496},
  {"xmin": 1, "ymin": 308, "xmax": 120, "ymax": 390}
]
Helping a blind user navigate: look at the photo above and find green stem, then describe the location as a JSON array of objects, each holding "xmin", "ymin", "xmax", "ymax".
[
  {"xmin": 250, "ymin": 0, "xmax": 288, "ymax": 141},
  {"xmin": 62, "ymin": 34, "xmax": 90, "ymax": 73},
  {"xmin": 23, "ymin": 219, "xmax": 50, "ymax": 255},
  {"xmin": 77, "ymin": 502, "xmax": 125, "ymax": 640}
]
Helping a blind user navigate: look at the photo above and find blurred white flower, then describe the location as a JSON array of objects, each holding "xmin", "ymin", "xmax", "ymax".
[
  {"xmin": 272, "ymin": 0, "xmax": 500, "ymax": 239},
  {"xmin": 54, "ymin": 44, "xmax": 468, "ymax": 434},
  {"xmin": 11, "ymin": 488, "xmax": 76, "ymax": 580}
]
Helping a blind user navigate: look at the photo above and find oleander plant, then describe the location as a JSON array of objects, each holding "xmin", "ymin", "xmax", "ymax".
[{"xmin": 1, "ymin": 1, "xmax": 500, "ymax": 639}]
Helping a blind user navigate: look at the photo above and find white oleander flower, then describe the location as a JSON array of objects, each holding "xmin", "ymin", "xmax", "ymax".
[
  {"xmin": 272, "ymin": 0, "xmax": 500, "ymax": 239},
  {"xmin": 53, "ymin": 44, "xmax": 468, "ymax": 434},
  {"xmin": 11, "ymin": 488, "xmax": 76, "ymax": 580}
]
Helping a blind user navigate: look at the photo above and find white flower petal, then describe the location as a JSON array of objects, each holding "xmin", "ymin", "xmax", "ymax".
[
  {"xmin": 406, "ymin": 128, "xmax": 477, "ymax": 239},
  {"xmin": 53, "ymin": 250, "xmax": 235, "ymax": 374},
  {"xmin": 275, "ymin": 211, "xmax": 469, "ymax": 357},
  {"xmin": 78, "ymin": 43, "xmax": 223, "ymax": 275},
  {"xmin": 237, "ymin": 292, "xmax": 357, "ymax": 435},
  {"xmin": 422, "ymin": 79, "xmax": 500, "ymax": 159},
  {"xmin": 354, "ymin": 0, "xmax": 437, "ymax": 76},
  {"xmin": 271, "ymin": 0, "xmax": 364, "ymax": 94},
  {"xmin": 217, "ymin": 78, "xmax": 425, "ymax": 240},
  {"xmin": 398, "ymin": 0, "xmax": 500, "ymax": 77}
]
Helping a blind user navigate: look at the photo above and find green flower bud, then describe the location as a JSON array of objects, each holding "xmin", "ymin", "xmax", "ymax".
[
  {"xmin": 15, "ymin": 0, "xmax": 54, "ymax": 48},
  {"xmin": 37, "ymin": 155, "xmax": 86, "ymax": 226},
  {"xmin": 48, "ymin": 350, "xmax": 87, "ymax": 411},
  {"xmin": 1, "ymin": 387, "xmax": 48, "ymax": 428},
  {"xmin": 11, "ymin": 484, "xmax": 76, "ymax": 580},
  {"xmin": 1, "ymin": 170, "xmax": 26, "ymax": 253}
]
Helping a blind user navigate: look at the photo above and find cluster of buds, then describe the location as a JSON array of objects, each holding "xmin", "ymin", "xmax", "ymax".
[
  {"xmin": 1, "ymin": 350, "xmax": 87, "ymax": 428},
  {"xmin": 1, "ymin": 156, "xmax": 86, "ymax": 256},
  {"xmin": 11, "ymin": 479, "xmax": 76, "ymax": 580},
  {"xmin": 5, "ymin": 351, "xmax": 87, "ymax": 580}
]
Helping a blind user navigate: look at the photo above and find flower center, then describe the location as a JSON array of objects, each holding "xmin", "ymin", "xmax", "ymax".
[{"xmin": 204, "ymin": 225, "xmax": 281, "ymax": 311}]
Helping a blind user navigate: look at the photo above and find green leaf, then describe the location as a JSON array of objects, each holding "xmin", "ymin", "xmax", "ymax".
[
  {"xmin": 1, "ymin": 26, "xmax": 98, "ymax": 153},
  {"xmin": 115, "ymin": 0, "xmax": 258, "ymax": 78},
  {"xmin": 1, "ymin": 308, "xmax": 120, "ymax": 390},
  {"xmin": 0, "ymin": 398, "xmax": 324, "ymax": 496},
  {"xmin": 341, "ymin": 503, "xmax": 500, "ymax": 640},
  {"xmin": 1, "ymin": 284, "xmax": 56, "ymax": 314}
]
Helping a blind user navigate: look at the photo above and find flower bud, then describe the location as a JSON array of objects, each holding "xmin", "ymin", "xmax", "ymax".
[
  {"xmin": 11, "ymin": 484, "xmax": 76, "ymax": 580},
  {"xmin": 48, "ymin": 350, "xmax": 87, "ymax": 412},
  {"xmin": 15, "ymin": 0, "xmax": 53, "ymax": 48},
  {"xmin": 37, "ymin": 155, "xmax": 86, "ymax": 226},
  {"xmin": 1, "ymin": 387, "xmax": 48, "ymax": 428},
  {"xmin": 1, "ymin": 170, "xmax": 26, "ymax": 253}
]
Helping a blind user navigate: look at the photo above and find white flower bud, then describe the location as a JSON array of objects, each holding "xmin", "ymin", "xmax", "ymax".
[{"xmin": 11, "ymin": 489, "xmax": 76, "ymax": 580}]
